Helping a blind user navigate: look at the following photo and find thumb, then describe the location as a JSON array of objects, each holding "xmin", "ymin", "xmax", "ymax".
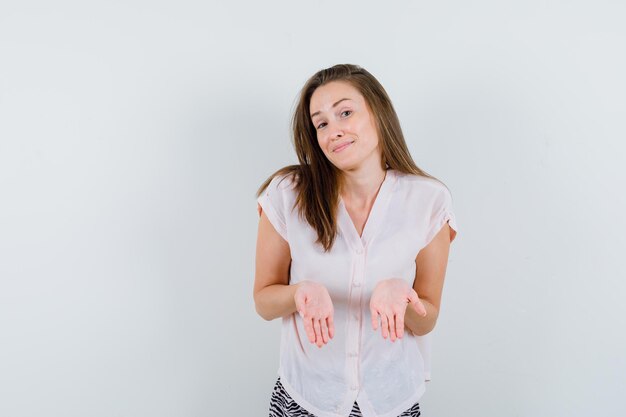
[
  {"xmin": 294, "ymin": 292, "xmax": 307, "ymax": 317},
  {"xmin": 295, "ymin": 302, "xmax": 305, "ymax": 318},
  {"xmin": 408, "ymin": 290, "xmax": 427, "ymax": 317},
  {"xmin": 370, "ymin": 307, "xmax": 379, "ymax": 330}
]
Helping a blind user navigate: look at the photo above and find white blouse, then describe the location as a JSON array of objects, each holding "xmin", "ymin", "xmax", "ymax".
[{"xmin": 256, "ymin": 168, "xmax": 458, "ymax": 417}]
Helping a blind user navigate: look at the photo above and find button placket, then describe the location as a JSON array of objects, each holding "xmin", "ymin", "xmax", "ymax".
[
  {"xmin": 351, "ymin": 246, "xmax": 365, "ymax": 291},
  {"xmin": 346, "ymin": 246, "xmax": 366, "ymax": 394}
]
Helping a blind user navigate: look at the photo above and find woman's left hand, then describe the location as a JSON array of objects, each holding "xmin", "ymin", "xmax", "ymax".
[{"xmin": 369, "ymin": 278, "xmax": 427, "ymax": 342}]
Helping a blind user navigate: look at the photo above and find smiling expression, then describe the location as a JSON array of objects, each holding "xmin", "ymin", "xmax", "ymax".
[{"xmin": 309, "ymin": 81, "xmax": 382, "ymax": 172}]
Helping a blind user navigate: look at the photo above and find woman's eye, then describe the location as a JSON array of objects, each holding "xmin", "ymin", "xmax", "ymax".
[
  {"xmin": 316, "ymin": 122, "xmax": 327, "ymax": 129},
  {"xmin": 341, "ymin": 110, "xmax": 352, "ymax": 117}
]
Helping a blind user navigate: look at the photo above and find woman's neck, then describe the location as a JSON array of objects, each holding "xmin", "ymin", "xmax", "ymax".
[{"xmin": 339, "ymin": 168, "xmax": 387, "ymax": 207}]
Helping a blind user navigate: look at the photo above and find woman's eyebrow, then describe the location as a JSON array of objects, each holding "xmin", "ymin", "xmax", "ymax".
[{"xmin": 310, "ymin": 98, "xmax": 353, "ymax": 119}]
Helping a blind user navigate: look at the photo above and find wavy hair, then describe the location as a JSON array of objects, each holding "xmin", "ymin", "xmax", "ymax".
[{"xmin": 256, "ymin": 63, "xmax": 444, "ymax": 252}]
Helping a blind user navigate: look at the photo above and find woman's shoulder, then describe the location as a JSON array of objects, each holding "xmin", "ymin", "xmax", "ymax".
[
  {"xmin": 394, "ymin": 170, "xmax": 448, "ymax": 193},
  {"xmin": 261, "ymin": 166, "xmax": 300, "ymax": 194},
  {"xmin": 270, "ymin": 171, "xmax": 298, "ymax": 194}
]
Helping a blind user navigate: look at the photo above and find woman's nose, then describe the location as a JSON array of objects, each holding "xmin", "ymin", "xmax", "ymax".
[{"xmin": 329, "ymin": 124, "xmax": 344, "ymax": 140}]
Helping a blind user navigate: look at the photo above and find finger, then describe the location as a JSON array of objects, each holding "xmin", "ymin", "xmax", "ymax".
[
  {"xmin": 412, "ymin": 300, "xmax": 427, "ymax": 317},
  {"xmin": 313, "ymin": 318, "xmax": 323, "ymax": 347},
  {"xmin": 370, "ymin": 308, "xmax": 379, "ymax": 331},
  {"xmin": 395, "ymin": 312, "xmax": 404, "ymax": 339},
  {"xmin": 389, "ymin": 313, "xmax": 397, "ymax": 342},
  {"xmin": 327, "ymin": 315, "xmax": 335, "ymax": 339},
  {"xmin": 380, "ymin": 313, "xmax": 389, "ymax": 339},
  {"xmin": 320, "ymin": 318, "xmax": 330, "ymax": 344},
  {"xmin": 408, "ymin": 290, "xmax": 427, "ymax": 317},
  {"xmin": 303, "ymin": 318, "xmax": 316, "ymax": 343}
]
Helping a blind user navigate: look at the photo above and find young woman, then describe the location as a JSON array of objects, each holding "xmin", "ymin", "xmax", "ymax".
[{"xmin": 254, "ymin": 64, "xmax": 458, "ymax": 417}]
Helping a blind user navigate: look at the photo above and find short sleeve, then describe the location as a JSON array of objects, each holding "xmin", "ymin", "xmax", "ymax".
[
  {"xmin": 256, "ymin": 175, "xmax": 289, "ymax": 242},
  {"xmin": 424, "ymin": 186, "xmax": 458, "ymax": 247}
]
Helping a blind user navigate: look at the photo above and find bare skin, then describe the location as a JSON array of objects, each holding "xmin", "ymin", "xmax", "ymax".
[{"xmin": 294, "ymin": 281, "xmax": 335, "ymax": 347}]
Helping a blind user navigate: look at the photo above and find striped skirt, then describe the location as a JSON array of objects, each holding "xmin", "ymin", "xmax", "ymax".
[{"xmin": 269, "ymin": 377, "xmax": 421, "ymax": 417}]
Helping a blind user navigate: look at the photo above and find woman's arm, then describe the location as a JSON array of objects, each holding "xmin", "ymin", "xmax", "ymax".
[
  {"xmin": 254, "ymin": 207, "xmax": 335, "ymax": 347},
  {"xmin": 404, "ymin": 222, "xmax": 453, "ymax": 336},
  {"xmin": 253, "ymin": 209, "xmax": 299, "ymax": 321}
]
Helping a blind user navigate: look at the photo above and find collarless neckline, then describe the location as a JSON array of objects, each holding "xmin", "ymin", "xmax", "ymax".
[{"xmin": 337, "ymin": 169, "xmax": 397, "ymax": 248}]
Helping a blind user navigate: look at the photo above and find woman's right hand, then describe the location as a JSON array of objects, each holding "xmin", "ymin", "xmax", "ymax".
[{"xmin": 294, "ymin": 281, "xmax": 335, "ymax": 348}]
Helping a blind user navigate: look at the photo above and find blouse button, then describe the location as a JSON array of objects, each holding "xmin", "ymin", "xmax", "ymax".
[
  {"xmin": 356, "ymin": 248, "xmax": 363, "ymax": 254},
  {"xmin": 352, "ymin": 281, "xmax": 361, "ymax": 287},
  {"xmin": 351, "ymin": 384, "xmax": 359, "ymax": 391}
]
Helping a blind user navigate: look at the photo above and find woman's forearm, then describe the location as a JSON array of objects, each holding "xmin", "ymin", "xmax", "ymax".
[
  {"xmin": 254, "ymin": 282, "xmax": 303, "ymax": 321},
  {"xmin": 404, "ymin": 299, "xmax": 439, "ymax": 336}
]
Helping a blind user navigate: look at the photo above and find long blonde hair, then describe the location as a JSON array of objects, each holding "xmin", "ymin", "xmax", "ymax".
[{"xmin": 257, "ymin": 63, "xmax": 445, "ymax": 252}]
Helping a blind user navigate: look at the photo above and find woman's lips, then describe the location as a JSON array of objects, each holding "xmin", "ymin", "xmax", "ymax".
[{"xmin": 333, "ymin": 141, "xmax": 354, "ymax": 153}]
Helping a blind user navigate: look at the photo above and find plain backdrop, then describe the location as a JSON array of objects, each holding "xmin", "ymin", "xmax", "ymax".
[{"xmin": 1, "ymin": 1, "xmax": 625, "ymax": 416}]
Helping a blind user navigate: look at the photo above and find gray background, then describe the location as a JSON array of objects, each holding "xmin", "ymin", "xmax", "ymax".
[{"xmin": 1, "ymin": 1, "xmax": 625, "ymax": 416}]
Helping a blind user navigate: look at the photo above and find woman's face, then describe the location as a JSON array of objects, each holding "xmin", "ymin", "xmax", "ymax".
[{"xmin": 309, "ymin": 81, "xmax": 382, "ymax": 172}]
